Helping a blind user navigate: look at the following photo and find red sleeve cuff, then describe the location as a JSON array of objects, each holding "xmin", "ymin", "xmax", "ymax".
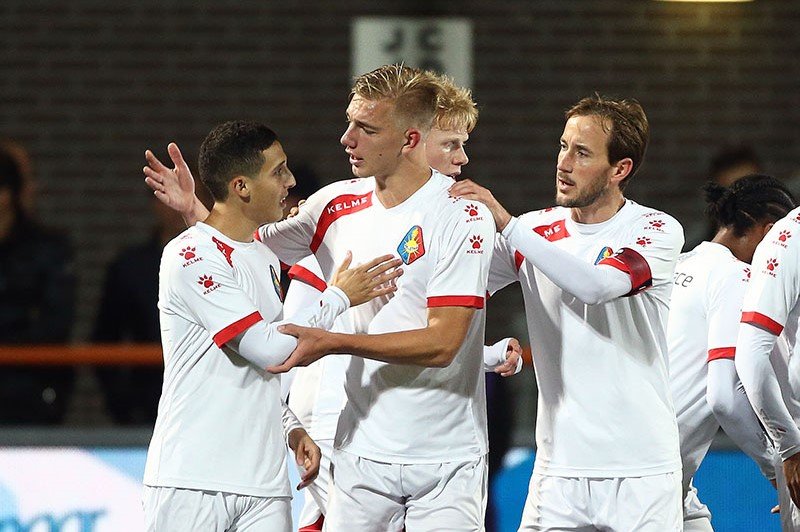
[
  {"xmin": 741, "ymin": 311, "xmax": 784, "ymax": 335},
  {"xmin": 707, "ymin": 347, "xmax": 736, "ymax": 362},
  {"xmin": 598, "ymin": 247, "xmax": 653, "ymax": 296},
  {"xmin": 288, "ymin": 264, "xmax": 327, "ymax": 293},
  {"xmin": 427, "ymin": 295, "xmax": 485, "ymax": 309},
  {"xmin": 212, "ymin": 311, "xmax": 263, "ymax": 347}
]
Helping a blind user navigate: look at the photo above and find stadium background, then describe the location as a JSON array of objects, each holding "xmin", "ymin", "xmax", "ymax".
[{"xmin": 0, "ymin": 1, "xmax": 798, "ymax": 530}]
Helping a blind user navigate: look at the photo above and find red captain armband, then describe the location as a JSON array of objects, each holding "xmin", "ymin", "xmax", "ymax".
[
  {"xmin": 707, "ymin": 347, "xmax": 736, "ymax": 362},
  {"xmin": 597, "ymin": 247, "xmax": 652, "ymax": 296},
  {"xmin": 288, "ymin": 264, "xmax": 328, "ymax": 293}
]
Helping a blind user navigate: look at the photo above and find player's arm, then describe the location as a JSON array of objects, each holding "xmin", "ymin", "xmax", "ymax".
[
  {"xmin": 707, "ymin": 359, "xmax": 776, "ymax": 481},
  {"xmin": 483, "ymin": 338, "xmax": 523, "ymax": 376},
  {"xmin": 271, "ymin": 305, "xmax": 475, "ymax": 371},
  {"xmin": 282, "ymin": 401, "xmax": 320, "ymax": 490},
  {"xmin": 144, "ymin": 143, "xmax": 210, "ymax": 225},
  {"xmin": 449, "ymin": 180, "xmax": 634, "ymax": 304},
  {"xmin": 229, "ymin": 253, "xmax": 402, "ymax": 370},
  {"xmin": 704, "ymin": 263, "xmax": 775, "ymax": 480}
]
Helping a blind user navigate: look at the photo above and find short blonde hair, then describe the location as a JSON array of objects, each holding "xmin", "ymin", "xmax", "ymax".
[
  {"xmin": 433, "ymin": 75, "xmax": 478, "ymax": 133},
  {"xmin": 351, "ymin": 64, "xmax": 440, "ymax": 133}
]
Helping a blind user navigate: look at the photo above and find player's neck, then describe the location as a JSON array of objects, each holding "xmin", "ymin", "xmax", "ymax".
[
  {"xmin": 374, "ymin": 163, "xmax": 432, "ymax": 209},
  {"xmin": 712, "ymin": 227, "xmax": 749, "ymax": 263},
  {"xmin": 203, "ymin": 204, "xmax": 258, "ymax": 243},
  {"xmin": 569, "ymin": 191, "xmax": 626, "ymax": 225}
]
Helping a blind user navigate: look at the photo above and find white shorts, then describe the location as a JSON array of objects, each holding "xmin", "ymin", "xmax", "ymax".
[
  {"xmin": 518, "ymin": 471, "xmax": 682, "ymax": 532},
  {"xmin": 142, "ymin": 486, "xmax": 291, "ymax": 532},
  {"xmin": 776, "ymin": 453, "xmax": 800, "ymax": 531},
  {"xmin": 324, "ymin": 449, "xmax": 487, "ymax": 532},
  {"xmin": 682, "ymin": 481, "xmax": 713, "ymax": 532},
  {"xmin": 297, "ymin": 438, "xmax": 334, "ymax": 531}
]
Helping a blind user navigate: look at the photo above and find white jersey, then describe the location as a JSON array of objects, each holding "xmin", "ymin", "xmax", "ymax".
[
  {"xmin": 145, "ymin": 222, "xmax": 297, "ymax": 497},
  {"xmin": 284, "ymin": 256, "xmax": 349, "ymax": 440},
  {"xmin": 489, "ymin": 200, "xmax": 682, "ymax": 477},
  {"xmin": 667, "ymin": 242, "xmax": 750, "ymax": 486},
  {"xmin": 742, "ymin": 208, "xmax": 800, "ymax": 419},
  {"xmin": 258, "ymin": 171, "xmax": 495, "ymax": 463}
]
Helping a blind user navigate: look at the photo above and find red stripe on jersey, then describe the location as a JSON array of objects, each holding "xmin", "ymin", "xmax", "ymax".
[
  {"xmin": 213, "ymin": 311, "xmax": 263, "ymax": 347},
  {"xmin": 279, "ymin": 261, "xmax": 290, "ymax": 271},
  {"xmin": 298, "ymin": 516, "xmax": 324, "ymax": 532},
  {"xmin": 598, "ymin": 247, "xmax": 652, "ymax": 296},
  {"xmin": 311, "ymin": 192, "xmax": 373, "ymax": 253},
  {"xmin": 427, "ymin": 295, "xmax": 485, "ymax": 309},
  {"xmin": 514, "ymin": 251, "xmax": 525, "ymax": 271},
  {"xmin": 288, "ymin": 264, "xmax": 327, "ymax": 293},
  {"xmin": 533, "ymin": 219, "xmax": 570, "ymax": 242},
  {"xmin": 707, "ymin": 347, "xmax": 736, "ymax": 362},
  {"xmin": 741, "ymin": 311, "xmax": 784, "ymax": 335},
  {"xmin": 253, "ymin": 228, "xmax": 263, "ymax": 242}
]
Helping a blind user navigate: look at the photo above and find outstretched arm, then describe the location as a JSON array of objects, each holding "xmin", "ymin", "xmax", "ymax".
[
  {"xmin": 269, "ymin": 305, "xmax": 476, "ymax": 373},
  {"xmin": 144, "ymin": 142, "xmax": 210, "ymax": 225}
]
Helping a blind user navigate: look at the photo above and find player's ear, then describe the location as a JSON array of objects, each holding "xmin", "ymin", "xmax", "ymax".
[
  {"xmin": 403, "ymin": 129, "xmax": 422, "ymax": 151},
  {"xmin": 230, "ymin": 176, "xmax": 250, "ymax": 199},
  {"xmin": 611, "ymin": 158, "xmax": 633, "ymax": 186}
]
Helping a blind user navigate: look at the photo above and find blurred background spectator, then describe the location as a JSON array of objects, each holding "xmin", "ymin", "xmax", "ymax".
[{"xmin": 0, "ymin": 140, "xmax": 76, "ymax": 424}]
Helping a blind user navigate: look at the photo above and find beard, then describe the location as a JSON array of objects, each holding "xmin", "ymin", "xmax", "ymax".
[{"xmin": 555, "ymin": 175, "xmax": 610, "ymax": 208}]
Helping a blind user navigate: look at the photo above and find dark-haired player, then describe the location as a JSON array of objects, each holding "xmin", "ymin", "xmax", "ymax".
[
  {"xmin": 667, "ymin": 175, "xmax": 795, "ymax": 531},
  {"xmin": 142, "ymin": 121, "xmax": 400, "ymax": 531}
]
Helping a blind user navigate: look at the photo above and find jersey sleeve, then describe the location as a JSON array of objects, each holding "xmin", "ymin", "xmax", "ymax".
[
  {"xmin": 597, "ymin": 212, "xmax": 684, "ymax": 295},
  {"xmin": 488, "ymin": 233, "xmax": 521, "ymax": 296},
  {"xmin": 741, "ymin": 222, "xmax": 800, "ymax": 335},
  {"xmin": 283, "ymin": 257, "xmax": 327, "ymax": 318},
  {"xmin": 165, "ymin": 246, "xmax": 263, "ymax": 348},
  {"xmin": 706, "ymin": 262, "xmax": 750, "ymax": 362},
  {"xmin": 427, "ymin": 202, "xmax": 495, "ymax": 309}
]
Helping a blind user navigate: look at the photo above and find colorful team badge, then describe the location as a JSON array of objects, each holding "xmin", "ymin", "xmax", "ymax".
[
  {"xmin": 270, "ymin": 265, "xmax": 284, "ymax": 301},
  {"xmin": 594, "ymin": 246, "xmax": 614, "ymax": 265},
  {"xmin": 397, "ymin": 226, "xmax": 425, "ymax": 265}
]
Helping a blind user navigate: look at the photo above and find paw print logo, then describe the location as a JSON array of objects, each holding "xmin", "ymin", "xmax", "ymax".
[
  {"xmin": 767, "ymin": 258, "xmax": 779, "ymax": 271},
  {"xmin": 197, "ymin": 274, "xmax": 215, "ymax": 288},
  {"xmin": 465, "ymin": 204, "xmax": 479, "ymax": 217},
  {"xmin": 636, "ymin": 236, "xmax": 652, "ymax": 247},
  {"xmin": 180, "ymin": 247, "xmax": 196, "ymax": 260},
  {"xmin": 743, "ymin": 267, "xmax": 751, "ymax": 280},
  {"xmin": 649, "ymin": 219, "xmax": 665, "ymax": 228},
  {"xmin": 779, "ymin": 230, "xmax": 792, "ymax": 242},
  {"xmin": 470, "ymin": 235, "xmax": 483, "ymax": 249}
]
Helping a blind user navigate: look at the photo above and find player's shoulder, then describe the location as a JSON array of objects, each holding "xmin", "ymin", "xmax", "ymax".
[
  {"xmin": 518, "ymin": 206, "xmax": 567, "ymax": 225},
  {"xmin": 310, "ymin": 177, "xmax": 375, "ymax": 201},
  {"xmin": 626, "ymin": 201, "xmax": 683, "ymax": 232},
  {"xmin": 763, "ymin": 207, "xmax": 800, "ymax": 249},
  {"xmin": 161, "ymin": 225, "xmax": 222, "ymax": 275}
]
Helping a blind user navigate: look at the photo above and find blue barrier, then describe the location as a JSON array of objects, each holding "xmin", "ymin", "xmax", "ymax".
[{"xmin": 492, "ymin": 448, "xmax": 780, "ymax": 532}]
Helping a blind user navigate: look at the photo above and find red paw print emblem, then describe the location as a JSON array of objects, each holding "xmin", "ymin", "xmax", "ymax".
[
  {"xmin": 198, "ymin": 274, "xmax": 214, "ymax": 288},
  {"xmin": 767, "ymin": 258, "xmax": 779, "ymax": 271},
  {"xmin": 470, "ymin": 235, "xmax": 483, "ymax": 249},
  {"xmin": 465, "ymin": 204, "xmax": 479, "ymax": 217},
  {"xmin": 180, "ymin": 247, "xmax": 196, "ymax": 259},
  {"xmin": 636, "ymin": 236, "xmax": 651, "ymax": 247},
  {"xmin": 649, "ymin": 220, "xmax": 664, "ymax": 228},
  {"xmin": 743, "ymin": 267, "xmax": 751, "ymax": 280},
  {"xmin": 779, "ymin": 230, "xmax": 792, "ymax": 242}
]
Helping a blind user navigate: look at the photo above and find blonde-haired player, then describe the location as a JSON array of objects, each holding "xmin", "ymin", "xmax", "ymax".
[{"xmin": 146, "ymin": 65, "xmax": 499, "ymax": 531}]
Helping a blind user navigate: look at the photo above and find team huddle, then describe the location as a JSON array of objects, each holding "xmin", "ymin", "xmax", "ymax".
[{"xmin": 140, "ymin": 64, "xmax": 800, "ymax": 532}]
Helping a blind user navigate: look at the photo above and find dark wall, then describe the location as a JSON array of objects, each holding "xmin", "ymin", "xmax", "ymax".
[{"xmin": 2, "ymin": 0, "xmax": 798, "ymax": 340}]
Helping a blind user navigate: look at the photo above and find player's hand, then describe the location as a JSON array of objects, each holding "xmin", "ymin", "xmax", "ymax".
[
  {"xmin": 784, "ymin": 452, "xmax": 800, "ymax": 507},
  {"xmin": 286, "ymin": 199, "xmax": 305, "ymax": 219},
  {"xmin": 288, "ymin": 428, "xmax": 321, "ymax": 490},
  {"xmin": 495, "ymin": 337, "xmax": 523, "ymax": 377},
  {"xmin": 331, "ymin": 252, "xmax": 403, "ymax": 307},
  {"xmin": 267, "ymin": 324, "xmax": 332, "ymax": 374},
  {"xmin": 144, "ymin": 143, "xmax": 198, "ymax": 217},
  {"xmin": 448, "ymin": 178, "xmax": 512, "ymax": 231}
]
